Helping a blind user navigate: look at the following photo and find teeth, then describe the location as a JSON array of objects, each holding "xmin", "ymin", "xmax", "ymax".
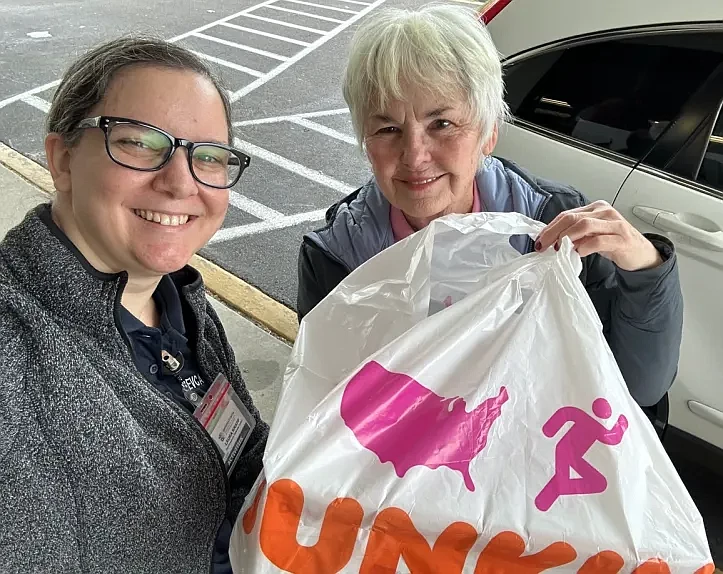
[
  {"xmin": 410, "ymin": 176, "xmax": 439, "ymax": 185},
  {"xmin": 134, "ymin": 209, "xmax": 190, "ymax": 227}
]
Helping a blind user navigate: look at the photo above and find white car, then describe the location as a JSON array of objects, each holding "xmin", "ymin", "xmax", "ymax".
[{"xmin": 484, "ymin": 0, "xmax": 723, "ymax": 464}]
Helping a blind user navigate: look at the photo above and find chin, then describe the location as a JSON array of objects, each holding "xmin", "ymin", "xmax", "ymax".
[
  {"xmin": 400, "ymin": 198, "xmax": 448, "ymax": 220},
  {"xmin": 136, "ymin": 248, "xmax": 196, "ymax": 276}
]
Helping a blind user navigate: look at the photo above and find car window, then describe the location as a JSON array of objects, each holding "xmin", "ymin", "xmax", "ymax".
[
  {"xmin": 697, "ymin": 108, "xmax": 723, "ymax": 192},
  {"xmin": 504, "ymin": 32, "xmax": 723, "ymax": 163}
]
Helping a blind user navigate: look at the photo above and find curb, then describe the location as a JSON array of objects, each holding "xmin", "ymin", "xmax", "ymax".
[
  {"xmin": 190, "ymin": 255, "xmax": 298, "ymax": 342},
  {"xmin": 0, "ymin": 144, "xmax": 56, "ymax": 195},
  {"xmin": 0, "ymin": 142, "xmax": 299, "ymax": 343}
]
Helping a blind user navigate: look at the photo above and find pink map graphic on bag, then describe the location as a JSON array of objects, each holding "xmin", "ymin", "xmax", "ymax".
[{"xmin": 340, "ymin": 361, "xmax": 508, "ymax": 491}]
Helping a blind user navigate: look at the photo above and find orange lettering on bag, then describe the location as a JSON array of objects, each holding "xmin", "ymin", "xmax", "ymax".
[
  {"xmin": 359, "ymin": 507, "xmax": 478, "ymax": 574},
  {"xmin": 694, "ymin": 565, "xmax": 716, "ymax": 574},
  {"xmin": 242, "ymin": 479, "xmax": 267, "ymax": 534},
  {"xmin": 631, "ymin": 559, "xmax": 671, "ymax": 573},
  {"xmin": 474, "ymin": 531, "xmax": 577, "ymax": 573},
  {"xmin": 577, "ymin": 551, "xmax": 624, "ymax": 573},
  {"xmin": 259, "ymin": 478, "xmax": 364, "ymax": 574}
]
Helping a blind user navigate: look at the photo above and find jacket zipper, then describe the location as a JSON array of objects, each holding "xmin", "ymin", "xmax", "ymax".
[{"xmin": 112, "ymin": 283, "xmax": 229, "ymax": 574}]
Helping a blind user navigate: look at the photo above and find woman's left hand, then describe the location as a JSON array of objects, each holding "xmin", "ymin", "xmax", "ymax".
[{"xmin": 535, "ymin": 201, "xmax": 663, "ymax": 272}]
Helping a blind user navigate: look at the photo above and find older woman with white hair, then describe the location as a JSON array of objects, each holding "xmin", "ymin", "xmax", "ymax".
[{"xmin": 297, "ymin": 4, "xmax": 683, "ymax": 408}]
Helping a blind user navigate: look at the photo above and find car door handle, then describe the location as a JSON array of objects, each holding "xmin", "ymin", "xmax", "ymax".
[{"xmin": 633, "ymin": 206, "xmax": 723, "ymax": 251}]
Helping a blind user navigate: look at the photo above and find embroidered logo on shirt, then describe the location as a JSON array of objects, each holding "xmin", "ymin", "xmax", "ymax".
[{"xmin": 181, "ymin": 374, "xmax": 206, "ymax": 392}]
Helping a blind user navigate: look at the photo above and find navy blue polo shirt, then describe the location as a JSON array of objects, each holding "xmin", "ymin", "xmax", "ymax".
[
  {"xmin": 121, "ymin": 275, "xmax": 208, "ymax": 413},
  {"xmin": 120, "ymin": 275, "xmax": 232, "ymax": 574}
]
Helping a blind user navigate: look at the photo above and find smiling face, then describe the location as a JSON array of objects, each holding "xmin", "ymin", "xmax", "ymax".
[
  {"xmin": 364, "ymin": 91, "xmax": 491, "ymax": 230},
  {"xmin": 46, "ymin": 64, "xmax": 231, "ymax": 278}
]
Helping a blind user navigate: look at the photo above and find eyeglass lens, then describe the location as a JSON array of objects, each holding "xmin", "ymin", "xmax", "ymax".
[{"xmin": 107, "ymin": 122, "xmax": 241, "ymax": 187}]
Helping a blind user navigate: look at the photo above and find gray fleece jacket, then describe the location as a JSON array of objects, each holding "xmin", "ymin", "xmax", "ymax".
[
  {"xmin": 0, "ymin": 204, "xmax": 268, "ymax": 574},
  {"xmin": 298, "ymin": 157, "xmax": 684, "ymax": 408}
]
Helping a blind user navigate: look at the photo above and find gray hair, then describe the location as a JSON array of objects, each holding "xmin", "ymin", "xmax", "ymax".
[
  {"xmin": 47, "ymin": 36, "xmax": 233, "ymax": 145},
  {"xmin": 342, "ymin": 3, "xmax": 509, "ymax": 147}
]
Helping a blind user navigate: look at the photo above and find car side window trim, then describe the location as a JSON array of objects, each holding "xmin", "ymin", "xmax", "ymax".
[
  {"xmin": 643, "ymin": 63, "xmax": 723, "ymax": 179},
  {"xmin": 693, "ymin": 99, "xmax": 723, "ymax": 191},
  {"xmin": 503, "ymin": 21, "xmax": 723, "ymax": 66}
]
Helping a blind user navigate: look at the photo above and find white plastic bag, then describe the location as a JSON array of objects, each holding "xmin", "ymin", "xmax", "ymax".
[{"xmin": 231, "ymin": 212, "xmax": 713, "ymax": 573}]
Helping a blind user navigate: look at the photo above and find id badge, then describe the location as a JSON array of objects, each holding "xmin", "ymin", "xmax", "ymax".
[{"xmin": 193, "ymin": 373, "xmax": 256, "ymax": 475}]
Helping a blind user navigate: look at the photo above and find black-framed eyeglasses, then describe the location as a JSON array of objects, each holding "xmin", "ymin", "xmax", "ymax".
[{"xmin": 75, "ymin": 116, "xmax": 251, "ymax": 189}]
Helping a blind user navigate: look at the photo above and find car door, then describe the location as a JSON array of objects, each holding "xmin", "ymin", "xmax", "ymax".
[
  {"xmin": 497, "ymin": 27, "xmax": 723, "ymax": 451},
  {"xmin": 612, "ymin": 76, "xmax": 723, "ymax": 451}
]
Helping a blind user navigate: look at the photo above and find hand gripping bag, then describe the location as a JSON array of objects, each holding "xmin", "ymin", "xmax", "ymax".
[{"xmin": 231, "ymin": 212, "xmax": 713, "ymax": 573}]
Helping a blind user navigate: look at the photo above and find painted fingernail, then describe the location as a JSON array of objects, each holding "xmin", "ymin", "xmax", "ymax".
[
  {"xmin": 535, "ymin": 241, "xmax": 542, "ymax": 251},
  {"xmin": 554, "ymin": 242, "xmax": 560, "ymax": 251}
]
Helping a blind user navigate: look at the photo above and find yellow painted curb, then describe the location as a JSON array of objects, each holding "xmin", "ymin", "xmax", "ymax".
[
  {"xmin": 0, "ymin": 142, "xmax": 299, "ymax": 343},
  {"xmin": 190, "ymin": 254, "xmax": 298, "ymax": 342},
  {"xmin": 0, "ymin": 143, "xmax": 55, "ymax": 195}
]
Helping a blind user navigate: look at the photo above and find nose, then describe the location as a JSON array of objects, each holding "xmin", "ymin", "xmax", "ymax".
[
  {"xmin": 401, "ymin": 126, "xmax": 432, "ymax": 170},
  {"xmin": 152, "ymin": 147, "xmax": 199, "ymax": 199}
]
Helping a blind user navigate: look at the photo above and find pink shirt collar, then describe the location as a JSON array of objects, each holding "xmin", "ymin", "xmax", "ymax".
[{"xmin": 390, "ymin": 180, "xmax": 482, "ymax": 242}]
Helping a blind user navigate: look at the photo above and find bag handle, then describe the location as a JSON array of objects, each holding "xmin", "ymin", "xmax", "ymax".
[{"xmin": 434, "ymin": 211, "xmax": 545, "ymax": 239}]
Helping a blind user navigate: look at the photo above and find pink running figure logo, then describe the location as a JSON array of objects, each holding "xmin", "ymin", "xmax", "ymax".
[
  {"xmin": 535, "ymin": 398, "xmax": 628, "ymax": 512},
  {"xmin": 341, "ymin": 361, "xmax": 508, "ymax": 491}
]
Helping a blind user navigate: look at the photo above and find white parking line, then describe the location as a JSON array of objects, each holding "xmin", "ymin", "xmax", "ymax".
[
  {"xmin": 299, "ymin": 108, "xmax": 350, "ymax": 118},
  {"xmin": 230, "ymin": 0, "xmax": 386, "ymax": 101},
  {"xmin": 1, "ymin": 0, "xmax": 383, "ymax": 240},
  {"xmin": 0, "ymin": 79, "xmax": 60, "ymax": 111},
  {"xmin": 210, "ymin": 209, "xmax": 328, "ymax": 243},
  {"xmin": 1, "ymin": 0, "xmax": 385, "ymax": 112},
  {"xmin": 20, "ymin": 95, "xmax": 52, "ymax": 114},
  {"xmin": 288, "ymin": 117, "xmax": 356, "ymax": 145},
  {"xmin": 229, "ymin": 191, "xmax": 285, "ymax": 220},
  {"xmin": 190, "ymin": 51, "xmax": 265, "ymax": 77},
  {"xmin": 242, "ymin": 13, "xmax": 327, "ymax": 34},
  {"xmin": 235, "ymin": 138, "xmax": 355, "ymax": 195},
  {"xmin": 280, "ymin": 0, "xmax": 359, "ymax": 14},
  {"xmin": 193, "ymin": 32, "xmax": 289, "ymax": 61},
  {"xmin": 292, "ymin": 108, "xmax": 350, "ymax": 119},
  {"xmin": 219, "ymin": 22, "xmax": 312, "ymax": 46},
  {"xmin": 264, "ymin": 4, "xmax": 345, "ymax": 23},
  {"xmin": 233, "ymin": 107, "xmax": 349, "ymax": 127},
  {"xmin": 168, "ymin": 0, "xmax": 279, "ymax": 43}
]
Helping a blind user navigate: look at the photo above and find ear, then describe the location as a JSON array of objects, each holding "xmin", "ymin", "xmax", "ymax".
[
  {"xmin": 482, "ymin": 123, "xmax": 499, "ymax": 156},
  {"xmin": 45, "ymin": 133, "xmax": 73, "ymax": 194}
]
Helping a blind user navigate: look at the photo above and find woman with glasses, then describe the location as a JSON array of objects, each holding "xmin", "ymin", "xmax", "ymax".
[{"xmin": 0, "ymin": 38, "xmax": 263, "ymax": 574}]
